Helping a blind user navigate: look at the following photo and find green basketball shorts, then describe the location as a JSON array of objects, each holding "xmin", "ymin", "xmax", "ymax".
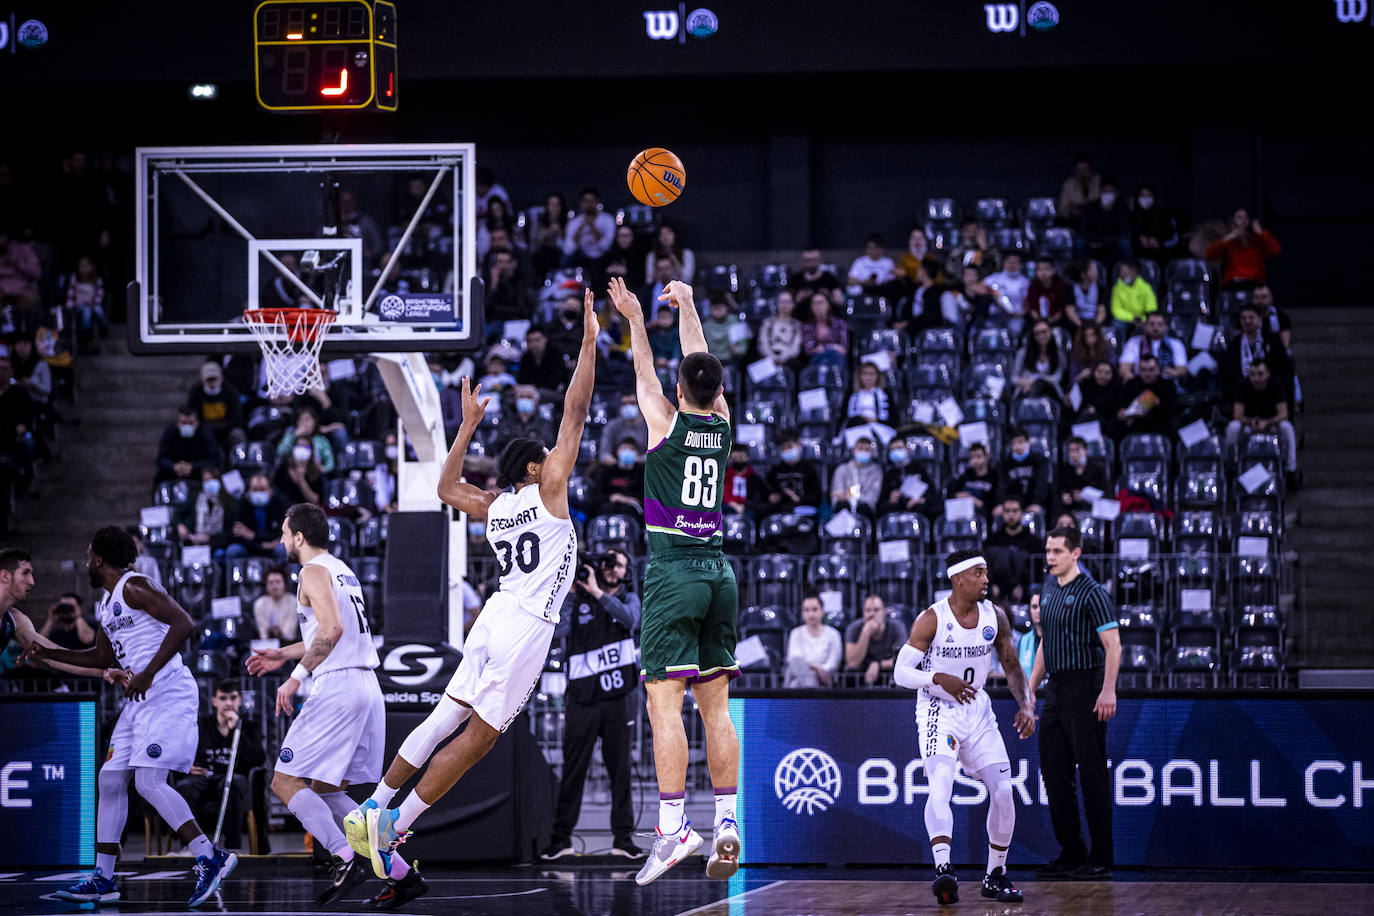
[{"xmin": 639, "ymin": 549, "xmax": 739, "ymax": 684}]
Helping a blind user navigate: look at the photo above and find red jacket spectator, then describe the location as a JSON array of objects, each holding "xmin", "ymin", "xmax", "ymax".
[{"xmin": 1204, "ymin": 210, "xmax": 1280, "ymax": 284}]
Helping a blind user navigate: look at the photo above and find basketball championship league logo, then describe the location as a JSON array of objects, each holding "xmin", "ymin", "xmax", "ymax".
[{"xmin": 775, "ymin": 748, "xmax": 842, "ymax": 815}]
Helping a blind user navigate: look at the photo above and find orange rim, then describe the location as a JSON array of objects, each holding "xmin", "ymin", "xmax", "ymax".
[{"xmin": 242, "ymin": 307, "xmax": 337, "ymax": 344}]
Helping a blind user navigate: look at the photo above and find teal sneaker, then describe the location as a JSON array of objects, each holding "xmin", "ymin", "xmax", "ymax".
[{"xmin": 345, "ymin": 799, "xmax": 379, "ymax": 858}]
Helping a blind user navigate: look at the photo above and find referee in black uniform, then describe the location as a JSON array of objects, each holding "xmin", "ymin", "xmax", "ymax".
[{"xmin": 1029, "ymin": 525, "xmax": 1121, "ymax": 880}]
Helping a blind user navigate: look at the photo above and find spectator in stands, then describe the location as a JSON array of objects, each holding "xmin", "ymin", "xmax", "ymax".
[
  {"xmin": 1077, "ymin": 177, "xmax": 1133, "ymax": 264},
  {"xmin": 546, "ymin": 295, "xmax": 585, "ymax": 357},
  {"xmin": 899, "ymin": 256, "xmax": 960, "ymax": 331},
  {"xmin": 591, "ymin": 438, "xmax": 645, "ymax": 520},
  {"xmin": 801, "ymin": 293, "xmax": 849, "ymax": 368},
  {"xmin": 337, "ymin": 189, "xmax": 383, "ymax": 265},
  {"xmin": 1252, "ymin": 285, "xmax": 1292, "ymax": 350},
  {"xmin": 126, "ymin": 526, "xmax": 164, "ymax": 586},
  {"xmin": 880, "ymin": 438, "xmax": 934, "ymax": 518},
  {"xmin": 702, "ymin": 298, "xmax": 749, "ymax": 367},
  {"xmin": 847, "ymin": 233, "xmax": 897, "ymax": 295},
  {"xmin": 784, "ymin": 592, "xmax": 843, "ymax": 688},
  {"xmin": 174, "ymin": 681, "xmax": 265, "ymax": 851},
  {"xmin": 1204, "ymin": 208, "xmax": 1280, "ymax": 286},
  {"xmin": 830, "ymin": 435, "xmax": 883, "ymax": 518},
  {"xmin": 272, "ymin": 437, "xmax": 325, "ymax": 506},
  {"xmin": 9, "ymin": 334, "xmax": 52, "ymax": 420},
  {"xmin": 252, "ymin": 568, "xmax": 297, "ymax": 640},
  {"xmin": 955, "ymin": 265, "xmax": 995, "ymax": 320},
  {"xmin": 639, "ymin": 255, "xmax": 682, "ymax": 320},
  {"xmin": 1109, "ymin": 259, "xmax": 1157, "ymax": 340},
  {"xmin": 275, "ymin": 406, "xmax": 335, "ymax": 475},
  {"xmin": 600, "ymin": 393, "xmax": 648, "ymax": 463},
  {"xmin": 892, "ymin": 227, "xmax": 930, "ymax": 296},
  {"xmin": 498, "ymin": 386, "xmax": 555, "ymax": 454},
  {"xmin": 986, "ymin": 495, "xmax": 1043, "ymax": 604},
  {"xmin": 174, "ymin": 466, "xmax": 232, "ymax": 557},
  {"xmin": 997, "ymin": 428, "xmax": 1050, "ymax": 518},
  {"xmin": 947, "ymin": 442, "xmax": 998, "ymax": 518},
  {"xmin": 1222, "ymin": 304, "xmax": 1291, "ymax": 405},
  {"xmin": 765, "ymin": 432, "xmax": 822, "ymax": 516},
  {"xmin": 602, "ymin": 224, "xmax": 646, "ymax": 291},
  {"xmin": 1117, "ymin": 353, "xmax": 1180, "ymax": 436},
  {"xmin": 228, "ymin": 473, "xmax": 289, "ymax": 559},
  {"xmin": 530, "ymin": 192, "xmax": 568, "ymax": 277},
  {"xmin": 1076, "ymin": 360, "xmax": 1125, "ymax": 437},
  {"xmin": 641, "ymin": 308, "xmax": 679, "ymax": 371},
  {"xmin": 1019, "ymin": 588, "xmax": 1043, "ymax": 682},
  {"xmin": 1070, "ymin": 322, "xmax": 1114, "ymax": 382},
  {"xmin": 985, "ymin": 252, "xmax": 1031, "ymax": 330},
  {"xmin": 516, "ymin": 326, "xmax": 568, "ymax": 399},
  {"xmin": 476, "ymin": 197, "xmax": 518, "ymax": 263},
  {"xmin": 1057, "ymin": 437, "xmax": 1110, "ymax": 511},
  {"xmin": 724, "ymin": 444, "xmax": 766, "ymax": 519},
  {"xmin": 1120, "ymin": 312, "xmax": 1188, "ymax": 383},
  {"xmin": 562, "ymin": 187, "xmax": 616, "ymax": 269},
  {"xmin": 187, "ymin": 361, "xmax": 245, "ymax": 451},
  {"xmin": 65, "ymin": 254, "xmax": 108, "ymax": 344},
  {"xmin": 476, "ymin": 352, "xmax": 517, "ymax": 415},
  {"xmin": 644, "ymin": 224, "xmax": 695, "ymax": 291},
  {"xmin": 791, "ymin": 248, "xmax": 843, "ymax": 304},
  {"xmin": 1012, "ymin": 318, "xmax": 1070, "ymax": 401},
  {"xmin": 155, "ymin": 405, "xmax": 222, "ymax": 484},
  {"xmin": 1227, "ymin": 358, "xmax": 1298, "ymax": 488},
  {"xmin": 1130, "ymin": 184, "xmax": 1179, "ymax": 260},
  {"xmin": 946, "ymin": 220, "xmax": 994, "ymax": 275},
  {"xmin": 1026, "ymin": 257, "xmax": 1075, "ymax": 328},
  {"xmin": 484, "ymin": 247, "xmax": 534, "ymax": 341},
  {"xmin": 39, "ymin": 594, "xmax": 96, "ymax": 650},
  {"xmin": 0, "ymin": 230, "xmax": 40, "ymax": 310},
  {"xmin": 846, "ymin": 361, "xmax": 890, "ymax": 423},
  {"xmin": 474, "ymin": 166, "xmax": 510, "ymax": 222},
  {"xmin": 1058, "ymin": 153, "xmax": 1101, "ymax": 224},
  {"xmin": 845, "ymin": 594, "xmax": 903, "ymax": 685},
  {"xmin": 1067, "ymin": 259, "xmax": 1106, "ymax": 326},
  {"xmin": 758, "ymin": 289, "xmax": 803, "ymax": 370}
]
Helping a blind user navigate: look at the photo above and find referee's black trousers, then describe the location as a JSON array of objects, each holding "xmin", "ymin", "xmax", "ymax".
[
  {"xmin": 551, "ymin": 693, "xmax": 636, "ymax": 845},
  {"xmin": 1039, "ymin": 668, "xmax": 1114, "ymax": 867}
]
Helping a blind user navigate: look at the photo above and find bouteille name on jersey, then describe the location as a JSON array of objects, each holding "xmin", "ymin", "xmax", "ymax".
[
  {"xmin": 489, "ymin": 506, "xmax": 540, "ymax": 531},
  {"xmin": 683, "ymin": 430, "xmax": 723, "ymax": 450}
]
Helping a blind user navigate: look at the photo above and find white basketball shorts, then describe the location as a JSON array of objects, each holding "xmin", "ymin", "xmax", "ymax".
[
  {"xmin": 444, "ymin": 591, "xmax": 555, "ymax": 733},
  {"xmin": 275, "ymin": 666, "xmax": 385, "ymax": 786},
  {"xmin": 105, "ymin": 664, "xmax": 200, "ymax": 773},
  {"xmin": 914, "ymin": 689, "xmax": 1010, "ymax": 775}
]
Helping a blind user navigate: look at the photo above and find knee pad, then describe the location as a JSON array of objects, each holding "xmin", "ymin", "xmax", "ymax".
[{"xmin": 398, "ymin": 694, "xmax": 471, "ymax": 767}]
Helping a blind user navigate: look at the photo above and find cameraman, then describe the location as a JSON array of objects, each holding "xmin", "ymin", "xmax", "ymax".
[
  {"xmin": 541, "ymin": 549, "xmax": 644, "ymax": 861},
  {"xmin": 40, "ymin": 594, "xmax": 97, "ymax": 650}
]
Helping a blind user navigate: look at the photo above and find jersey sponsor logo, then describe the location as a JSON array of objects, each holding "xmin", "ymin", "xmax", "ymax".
[
  {"xmin": 775, "ymin": 748, "xmax": 842, "ymax": 815},
  {"xmin": 146, "ymin": 744, "xmax": 162, "ymax": 759},
  {"xmin": 674, "ymin": 514, "xmax": 719, "ymax": 535},
  {"xmin": 983, "ymin": 625, "xmax": 996, "ymax": 641},
  {"xmin": 279, "ymin": 748, "xmax": 294, "ymax": 763}
]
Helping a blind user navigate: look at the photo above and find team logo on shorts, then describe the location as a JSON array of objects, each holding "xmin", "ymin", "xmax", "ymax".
[
  {"xmin": 775, "ymin": 748, "xmax": 842, "ymax": 815},
  {"xmin": 983, "ymin": 625, "xmax": 996, "ymax": 641},
  {"xmin": 947, "ymin": 736, "xmax": 958, "ymax": 751},
  {"xmin": 146, "ymin": 743, "xmax": 162, "ymax": 759},
  {"xmin": 279, "ymin": 748, "xmax": 294, "ymax": 763}
]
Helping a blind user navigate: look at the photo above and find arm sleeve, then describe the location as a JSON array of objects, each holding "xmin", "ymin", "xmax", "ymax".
[{"xmin": 1087, "ymin": 585, "xmax": 1118, "ymax": 632}]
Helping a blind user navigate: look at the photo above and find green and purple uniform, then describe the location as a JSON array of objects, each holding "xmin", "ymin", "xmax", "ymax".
[{"xmin": 639, "ymin": 410, "xmax": 739, "ymax": 683}]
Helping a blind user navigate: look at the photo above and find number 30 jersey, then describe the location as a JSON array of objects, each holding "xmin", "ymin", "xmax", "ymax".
[
  {"xmin": 485, "ymin": 483, "xmax": 578, "ymax": 624},
  {"xmin": 644, "ymin": 410, "xmax": 732, "ymax": 554},
  {"xmin": 297, "ymin": 553, "xmax": 379, "ymax": 674}
]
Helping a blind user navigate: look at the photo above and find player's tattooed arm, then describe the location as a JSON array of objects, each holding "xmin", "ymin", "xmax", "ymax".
[{"xmin": 994, "ymin": 606, "xmax": 1037, "ymax": 739}]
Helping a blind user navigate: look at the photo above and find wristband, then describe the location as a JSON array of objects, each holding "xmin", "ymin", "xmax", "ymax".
[{"xmin": 291, "ymin": 664, "xmax": 309, "ymax": 682}]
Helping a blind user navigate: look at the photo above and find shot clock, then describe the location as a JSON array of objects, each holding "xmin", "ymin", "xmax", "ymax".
[{"xmin": 254, "ymin": 0, "xmax": 397, "ymax": 111}]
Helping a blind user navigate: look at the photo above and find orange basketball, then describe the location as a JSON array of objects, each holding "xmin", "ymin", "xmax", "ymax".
[{"xmin": 627, "ymin": 148, "xmax": 686, "ymax": 207}]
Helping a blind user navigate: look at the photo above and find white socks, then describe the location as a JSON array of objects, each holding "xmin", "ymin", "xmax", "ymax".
[
  {"xmin": 658, "ymin": 794, "xmax": 685, "ymax": 834},
  {"xmin": 369, "ymin": 781, "xmax": 399, "ymax": 808},
  {"xmin": 988, "ymin": 845, "xmax": 1009, "ymax": 874},
  {"xmin": 187, "ymin": 834, "xmax": 213, "ymax": 860},
  {"xmin": 395, "ymin": 792, "xmax": 431, "ymax": 833},
  {"xmin": 713, "ymin": 790, "xmax": 737, "ymax": 826},
  {"xmin": 932, "ymin": 842, "xmax": 951, "ymax": 868},
  {"xmin": 96, "ymin": 852, "xmax": 117, "ymax": 876}
]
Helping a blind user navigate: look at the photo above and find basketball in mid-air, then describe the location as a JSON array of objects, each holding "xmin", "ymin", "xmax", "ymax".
[{"xmin": 627, "ymin": 148, "xmax": 686, "ymax": 207}]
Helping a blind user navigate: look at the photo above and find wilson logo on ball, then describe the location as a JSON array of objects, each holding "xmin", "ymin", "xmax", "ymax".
[{"xmin": 661, "ymin": 170, "xmax": 683, "ymax": 191}]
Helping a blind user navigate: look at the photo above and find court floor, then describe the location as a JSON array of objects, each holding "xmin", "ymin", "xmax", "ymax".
[{"xmin": 1, "ymin": 861, "xmax": 1369, "ymax": 916}]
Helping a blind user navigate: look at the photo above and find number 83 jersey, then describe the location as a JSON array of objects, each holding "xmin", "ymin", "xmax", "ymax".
[
  {"xmin": 485, "ymin": 483, "xmax": 579, "ymax": 624},
  {"xmin": 298, "ymin": 553, "xmax": 380, "ymax": 673},
  {"xmin": 644, "ymin": 410, "xmax": 732, "ymax": 553}
]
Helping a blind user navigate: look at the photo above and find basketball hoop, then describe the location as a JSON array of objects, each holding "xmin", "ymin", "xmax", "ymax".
[{"xmin": 242, "ymin": 307, "xmax": 338, "ymax": 397}]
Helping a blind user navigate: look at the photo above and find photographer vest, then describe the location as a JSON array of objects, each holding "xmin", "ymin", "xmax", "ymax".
[{"xmin": 564, "ymin": 590, "xmax": 637, "ymax": 703}]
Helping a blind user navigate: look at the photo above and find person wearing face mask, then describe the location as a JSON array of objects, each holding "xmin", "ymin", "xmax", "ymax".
[
  {"xmin": 1076, "ymin": 177, "xmax": 1132, "ymax": 265},
  {"xmin": 498, "ymin": 385, "xmax": 555, "ymax": 454},
  {"xmin": 1057, "ymin": 437, "xmax": 1110, "ymax": 512},
  {"xmin": 273, "ymin": 439, "xmax": 325, "ymax": 507},
  {"xmin": 880, "ymin": 439, "xmax": 933, "ymax": 518},
  {"xmin": 591, "ymin": 438, "xmax": 645, "ymax": 519},
  {"xmin": 186, "ymin": 361, "xmax": 245, "ymax": 451},
  {"xmin": 275, "ymin": 406, "xmax": 335, "ymax": 475},
  {"xmin": 600, "ymin": 393, "xmax": 649, "ymax": 463},
  {"xmin": 546, "ymin": 295, "xmax": 587, "ymax": 357},
  {"xmin": 154, "ymin": 406, "xmax": 223, "ymax": 484},
  {"xmin": 722, "ymin": 445, "xmax": 766, "ymax": 519},
  {"xmin": 1128, "ymin": 184, "xmax": 1178, "ymax": 261},
  {"xmin": 227, "ymin": 473, "xmax": 288, "ymax": 559},
  {"xmin": 947, "ymin": 442, "xmax": 1000, "ymax": 518},
  {"xmin": 764, "ymin": 432, "xmax": 822, "ymax": 517},
  {"xmin": 995, "ymin": 429, "xmax": 1050, "ymax": 519},
  {"xmin": 830, "ymin": 434, "xmax": 883, "ymax": 519},
  {"xmin": 175, "ymin": 466, "xmax": 233, "ymax": 557}
]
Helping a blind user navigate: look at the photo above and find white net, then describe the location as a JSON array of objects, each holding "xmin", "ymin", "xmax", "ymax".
[{"xmin": 242, "ymin": 308, "xmax": 337, "ymax": 397}]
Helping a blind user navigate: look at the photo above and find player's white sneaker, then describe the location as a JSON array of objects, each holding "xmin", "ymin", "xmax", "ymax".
[
  {"xmin": 634, "ymin": 821, "xmax": 703, "ymax": 886},
  {"xmin": 705, "ymin": 816, "xmax": 741, "ymax": 880},
  {"xmin": 344, "ymin": 799, "xmax": 378, "ymax": 858}
]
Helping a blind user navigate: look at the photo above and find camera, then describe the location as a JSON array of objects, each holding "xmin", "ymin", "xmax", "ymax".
[{"xmin": 575, "ymin": 551, "xmax": 618, "ymax": 585}]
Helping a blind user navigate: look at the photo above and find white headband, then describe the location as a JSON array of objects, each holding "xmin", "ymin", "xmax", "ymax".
[{"xmin": 947, "ymin": 556, "xmax": 987, "ymax": 577}]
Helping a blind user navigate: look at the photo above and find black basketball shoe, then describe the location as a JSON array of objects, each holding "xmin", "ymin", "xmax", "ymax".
[
  {"xmin": 316, "ymin": 853, "xmax": 371, "ymax": 905},
  {"xmin": 364, "ymin": 862, "xmax": 430, "ymax": 910},
  {"xmin": 981, "ymin": 867, "xmax": 1024, "ymax": 902},
  {"xmin": 932, "ymin": 863, "xmax": 959, "ymax": 906}
]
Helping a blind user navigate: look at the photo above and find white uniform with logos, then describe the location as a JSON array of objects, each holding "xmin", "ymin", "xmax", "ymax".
[
  {"xmin": 913, "ymin": 598, "xmax": 1010, "ymax": 775},
  {"xmin": 100, "ymin": 572, "xmax": 201, "ymax": 772},
  {"xmin": 445, "ymin": 483, "xmax": 578, "ymax": 732},
  {"xmin": 274, "ymin": 553, "xmax": 386, "ymax": 786}
]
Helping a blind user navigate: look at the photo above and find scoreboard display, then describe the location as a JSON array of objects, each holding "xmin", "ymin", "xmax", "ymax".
[{"xmin": 253, "ymin": 0, "xmax": 397, "ymax": 112}]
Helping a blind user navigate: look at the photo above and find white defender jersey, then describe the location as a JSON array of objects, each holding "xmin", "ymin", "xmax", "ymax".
[
  {"xmin": 485, "ymin": 483, "xmax": 578, "ymax": 625},
  {"xmin": 297, "ymin": 553, "xmax": 380, "ymax": 674},
  {"xmin": 97, "ymin": 571, "xmax": 186, "ymax": 684},
  {"xmin": 917, "ymin": 597, "xmax": 1000, "ymax": 704}
]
